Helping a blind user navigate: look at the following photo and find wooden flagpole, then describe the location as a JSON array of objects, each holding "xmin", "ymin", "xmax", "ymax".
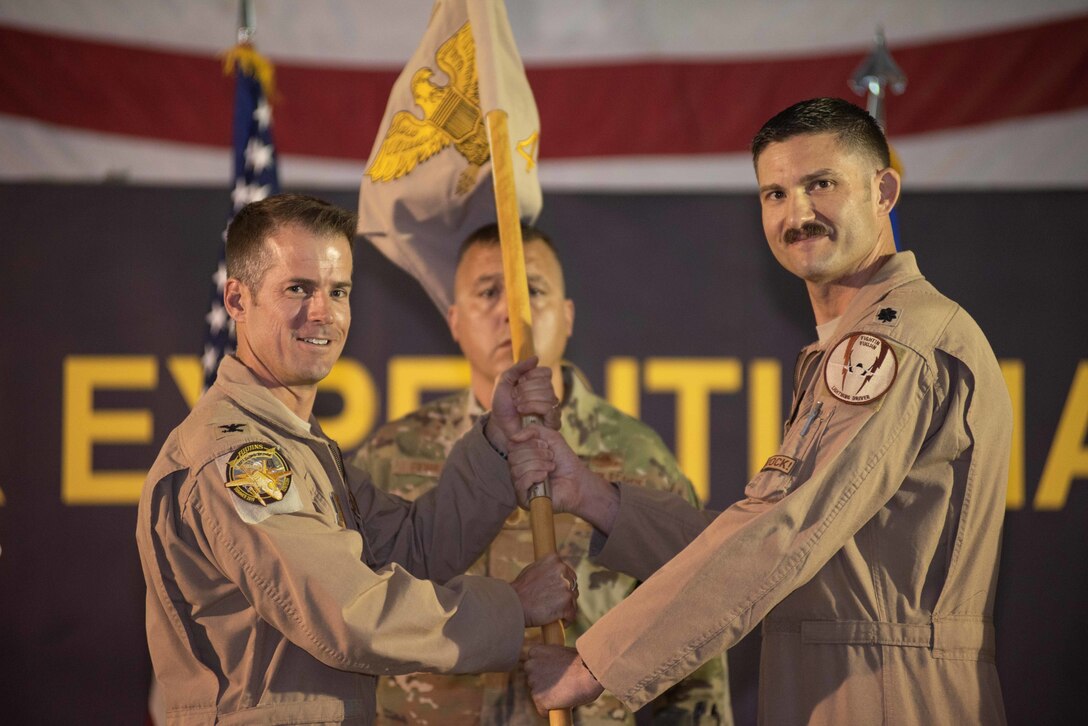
[{"xmin": 485, "ymin": 108, "xmax": 572, "ymax": 726}]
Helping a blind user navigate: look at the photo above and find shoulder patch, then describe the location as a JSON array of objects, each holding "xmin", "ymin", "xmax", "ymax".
[
  {"xmin": 584, "ymin": 452, "xmax": 625, "ymax": 477},
  {"xmin": 824, "ymin": 332, "xmax": 898, "ymax": 405},
  {"xmin": 225, "ymin": 442, "xmax": 293, "ymax": 505}
]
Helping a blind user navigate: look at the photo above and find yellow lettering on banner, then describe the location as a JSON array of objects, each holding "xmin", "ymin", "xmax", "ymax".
[
  {"xmin": 388, "ymin": 356, "xmax": 471, "ymax": 421},
  {"xmin": 748, "ymin": 359, "xmax": 783, "ymax": 480},
  {"xmin": 1035, "ymin": 360, "xmax": 1088, "ymax": 511},
  {"xmin": 605, "ymin": 357, "xmax": 640, "ymax": 418},
  {"xmin": 167, "ymin": 355, "xmax": 203, "ymax": 409},
  {"xmin": 317, "ymin": 358, "xmax": 378, "ymax": 452},
  {"xmin": 1000, "ymin": 360, "xmax": 1026, "ymax": 510},
  {"xmin": 63, "ymin": 356, "xmax": 156, "ymax": 505},
  {"xmin": 644, "ymin": 358, "xmax": 742, "ymax": 501}
]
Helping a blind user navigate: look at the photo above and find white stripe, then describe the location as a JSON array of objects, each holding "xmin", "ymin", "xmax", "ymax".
[
  {"xmin": 3, "ymin": 0, "xmax": 1086, "ymax": 63},
  {"xmin": 540, "ymin": 109, "xmax": 1088, "ymax": 190},
  {"xmin": 3, "ymin": 109, "xmax": 1085, "ymax": 190}
]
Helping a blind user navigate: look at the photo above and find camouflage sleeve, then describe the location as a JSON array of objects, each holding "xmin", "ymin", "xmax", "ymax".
[
  {"xmin": 649, "ymin": 653, "xmax": 731, "ymax": 726},
  {"xmin": 345, "ymin": 427, "xmax": 397, "ymax": 493}
]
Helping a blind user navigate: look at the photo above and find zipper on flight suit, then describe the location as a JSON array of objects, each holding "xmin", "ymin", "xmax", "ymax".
[{"xmin": 326, "ymin": 442, "xmax": 356, "ymax": 524}]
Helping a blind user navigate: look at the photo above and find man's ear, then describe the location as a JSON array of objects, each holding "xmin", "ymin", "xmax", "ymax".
[
  {"xmin": 446, "ymin": 303, "xmax": 460, "ymax": 343},
  {"xmin": 224, "ymin": 278, "xmax": 248, "ymax": 323},
  {"xmin": 877, "ymin": 167, "xmax": 901, "ymax": 216}
]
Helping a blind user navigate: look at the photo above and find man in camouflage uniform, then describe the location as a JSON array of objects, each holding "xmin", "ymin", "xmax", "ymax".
[{"xmin": 350, "ymin": 224, "xmax": 731, "ymax": 725}]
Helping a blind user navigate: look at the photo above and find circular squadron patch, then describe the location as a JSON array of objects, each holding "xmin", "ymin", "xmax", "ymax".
[
  {"xmin": 824, "ymin": 332, "xmax": 898, "ymax": 405},
  {"xmin": 225, "ymin": 443, "xmax": 293, "ymax": 506}
]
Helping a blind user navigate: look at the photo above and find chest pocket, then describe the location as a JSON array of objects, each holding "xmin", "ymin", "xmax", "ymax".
[{"xmin": 745, "ymin": 398, "xmax": 836, "ymax": 503}]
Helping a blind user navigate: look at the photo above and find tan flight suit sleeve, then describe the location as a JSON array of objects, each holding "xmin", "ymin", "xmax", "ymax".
[
  {"xmin": 579, "ymin": 339, "xmax": 945, "ymax": 711},
  {"xmin": 177, "ymin": 420, "xmax": 526, "ymax": 678}
]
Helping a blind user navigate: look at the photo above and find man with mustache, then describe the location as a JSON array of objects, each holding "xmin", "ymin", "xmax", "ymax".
[
  {"xmin": 351, "ymin": 223, "xmax": 731, "ymax": 725},
  {"xmin": 514, "ymin": 98, "xmax": 1012, "ymax": 725},
  {"xmin": 136, "ymin": 194, "xmax": 578, "ymax": 725}
]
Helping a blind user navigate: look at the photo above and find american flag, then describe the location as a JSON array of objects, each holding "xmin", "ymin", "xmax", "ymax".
[{"xmin": 202, "ymin": 46, "xmax": 280, "ymax": 390}]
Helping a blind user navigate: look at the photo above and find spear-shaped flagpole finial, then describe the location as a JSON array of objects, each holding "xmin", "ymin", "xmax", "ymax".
[
  {"xmin": 849, "ymin": 26, "xmax": 907, "ymax": 130},
  {"xmin": 238, "ymin": 0, "xmax": 256, "ymax": 45}
]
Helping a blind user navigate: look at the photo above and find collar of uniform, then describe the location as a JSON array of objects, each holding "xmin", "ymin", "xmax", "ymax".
[
  {"xmin": 825, "ymin": 251, "xmax": 924, "ymax": 344},
  {"xmin": 560, "ymin": 362, "xmax": 592, "ymax": 426},
  {"xmin": 212, "ymin": 355, "xmax": 324, "ymax": 441},
  {"xmin": 461, "ymin": 387, "xmax": 486, "ymax": 423}
]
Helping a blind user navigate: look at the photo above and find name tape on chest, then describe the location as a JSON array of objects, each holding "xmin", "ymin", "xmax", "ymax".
[
  {"xmin": 823, "ymin": 332, "xmax": 898, "ymax": 405},
  {"xmin": 391, "ymin": 458, "xmax": 444, "ymax": 478},
  {"xmin": 761, "ymin": 454, "xmax": 798, "ymax": 476}
]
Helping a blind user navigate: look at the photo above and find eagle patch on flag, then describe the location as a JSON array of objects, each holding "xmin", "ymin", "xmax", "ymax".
[{"xmin": 358, "ymin": 0, "xmax": 542, "ymax": 314}]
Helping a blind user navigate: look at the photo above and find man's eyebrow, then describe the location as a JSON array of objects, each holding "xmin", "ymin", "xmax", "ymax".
[
  {"xmin": 759, "ymin": 168, "xmax": 838, "ymax": 194},
  {"xmin": 284, "ymin": 277, "xmax": 353, "ymax": 290},
  {"xmin": 471, "ymin": 273, "xmax": 503, "ymax": 286},
  {"xmin": 799, "ymin": 168, "xmax": 836, "ymax": 184}
]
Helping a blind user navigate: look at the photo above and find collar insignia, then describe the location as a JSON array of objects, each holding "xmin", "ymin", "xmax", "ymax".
[
  {"xmin": 225, "ymin": 443, "xmax": 292, "ymax": 506},
  {"xmin": 219, "ymin": 423, "xmax": 246, "ymax": 433},
  {"xmin": 875, "ymin": 307, "xmax": 901, "ymax": 326}
]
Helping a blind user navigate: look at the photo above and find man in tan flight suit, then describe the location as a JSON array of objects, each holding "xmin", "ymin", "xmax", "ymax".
[
  {"xmin": 514, "ymin": 98, "xmax": 1012, "ymax": 725},
  {"xmin": 136, "ymin": 194, "xmax": 578, "ymax": 725},
  {"xmin": 351, "ymin": 224, "xmax": 731, "ymax": 725}
]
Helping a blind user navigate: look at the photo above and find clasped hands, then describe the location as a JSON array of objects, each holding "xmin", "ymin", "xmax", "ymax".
[{"xmin": 486, "ymin": 358, "xmax": 619, "ymax": 713}]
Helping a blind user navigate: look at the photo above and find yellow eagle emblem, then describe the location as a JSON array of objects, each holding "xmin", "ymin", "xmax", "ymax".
[{"xmin": 366, "ymin": 22, "xmax": 488, "ymax": 194}]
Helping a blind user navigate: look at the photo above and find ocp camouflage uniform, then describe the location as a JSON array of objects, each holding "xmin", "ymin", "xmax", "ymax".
[{"xmin": 350, "ymin": 365, "xmax": 732, "ymax": 725}]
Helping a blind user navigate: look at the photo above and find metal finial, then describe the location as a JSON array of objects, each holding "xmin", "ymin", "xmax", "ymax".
[
  {"xmin": 849, "ymin": 26, "xmax": 907, "ymax": 129},
  {"xmin": 237, "ymin": 0, "xmax": 256, "ymax": 45}
]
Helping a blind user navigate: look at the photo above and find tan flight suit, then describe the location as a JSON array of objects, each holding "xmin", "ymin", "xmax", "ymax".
[
  {"xmin": 136, "ymin": 356, "xmax": 526, "ymax": 725},
  {"xmin": 578, "ymin": 252, "xmax": 1011, "ymax": 725}
]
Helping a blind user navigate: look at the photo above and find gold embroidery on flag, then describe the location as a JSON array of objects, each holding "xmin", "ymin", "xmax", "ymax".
[
  {"xmin": 517, "ymin": 131, "xmax": 539, "ymax": 171},
  {"xmin": 365, "ymin": 22, "xmax": 486, "ymax": 194}
]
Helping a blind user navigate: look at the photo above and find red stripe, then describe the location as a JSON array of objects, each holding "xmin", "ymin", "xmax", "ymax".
[{"xmin": 2, "ymin": 15, "xmax": 1086, "ymax": 161}]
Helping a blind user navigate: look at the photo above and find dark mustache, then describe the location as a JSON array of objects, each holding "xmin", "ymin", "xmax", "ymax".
[{"xmin": 784, "ymin": 222, "xmax": 832, "ymax": 244}]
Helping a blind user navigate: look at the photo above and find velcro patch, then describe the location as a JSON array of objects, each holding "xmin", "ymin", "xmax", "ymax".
[
  {"xmin": 761, "ymin": 455, "xmax": 798, "ymax": 476},
  {"xmin": 585, "ymin": 452, "xmax": 625, "ymax": 477},
  {"xmin": 824, "ymin": 332, "xmax": 898, "ymax": 405}
]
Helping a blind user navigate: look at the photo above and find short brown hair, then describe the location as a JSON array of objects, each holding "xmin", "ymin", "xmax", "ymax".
[
  {"xmin": 226, "ymin": 194, "xmax": 357, "ymax": 291},
  {"xmin": 751, "ymin": 97, "xmax": 891, "ymax": 169}
]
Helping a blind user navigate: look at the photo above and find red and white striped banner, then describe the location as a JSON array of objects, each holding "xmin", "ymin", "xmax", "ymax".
[{"xmin": 2, "ymin": 0, "xmax": 1086, "ymax": 189}]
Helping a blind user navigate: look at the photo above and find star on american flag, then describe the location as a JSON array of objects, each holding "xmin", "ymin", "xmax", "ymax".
[{"xmin": 202, "ymin": 51, "xmax": 280, "ymax": 390}]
